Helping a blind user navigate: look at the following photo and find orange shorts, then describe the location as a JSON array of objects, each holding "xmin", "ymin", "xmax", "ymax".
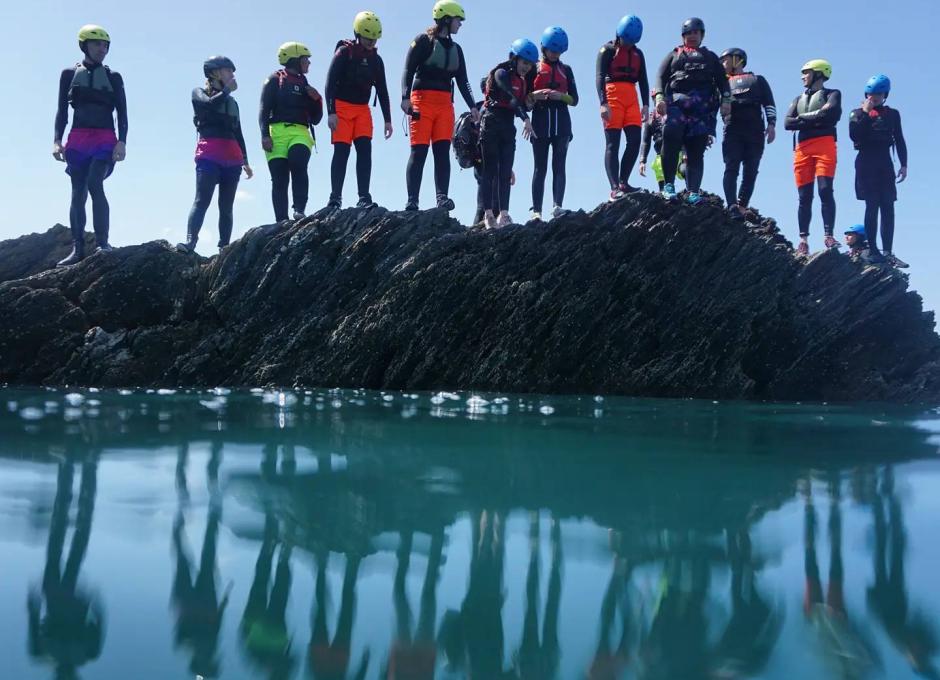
[
  {"xmin": 793, "ymin": 136, "xmax": 837, "ymax": 186},
  {"xmin": 409, "ymin": 89, "xmax": 455, "ymax": 146},
  {"xmin": 604, "ymin": 82, "xmax": 641, "ymax": 129},
  {"xmin": 332, "ymin": 99, "xmax": 373, "ymax": 144}
]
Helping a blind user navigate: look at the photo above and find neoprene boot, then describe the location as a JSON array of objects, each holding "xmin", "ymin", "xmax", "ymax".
[{"xmin": 57, "ymin": 242, "xmax": 85, "ymax": 267}]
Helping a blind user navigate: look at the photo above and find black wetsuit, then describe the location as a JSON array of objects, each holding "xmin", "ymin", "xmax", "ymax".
[
  {"xmin": 640, "ymin": 114, "xmax": 665, "ymax": 189},
  {"xmin": 480, "ymin": 63, "xmax": 529, "ymax": 214},
  {"xmin": 528, "ymin": 59, "xmax": 578, "ymax": 213},
  {"xmin": 325, "ymin": 40, "xmax": 392, "ymax": 204},
  {"xmin": 597, "ymin": 42, "xmax": 649, "ymax": 191},
  {"xmin": 722, "ymin": 72, "xmax": 775, "ymax": 208},
  {"xmin": 849, "ymin": 105, "xmax": 907, "ymax": 254},
  {"xmin": 55, "ymin": 61, "xmax": 128, "ymax": 252}
]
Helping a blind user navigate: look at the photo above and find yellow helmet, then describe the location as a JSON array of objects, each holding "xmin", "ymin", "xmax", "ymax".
[
  {"xmin": 353, "ymin": 11, "xmax": 382, "ymax": 40},
  {"xmin": 278, "ymin": 41, "xmax": 312, "ymax": 65},
  {"xmin": 801, "ymin": 58, "xmax": 832, "ymax": 80},
  {"xmin": 432, "ymin": 0, "xmax": 466, "ymax": 21},
  {"xmin": 78, "ymin": 24, "xmax": 110, "ymax": 49}
]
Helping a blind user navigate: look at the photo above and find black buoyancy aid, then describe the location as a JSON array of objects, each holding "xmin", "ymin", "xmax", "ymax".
[
  {"xmin": 336, "ymin": 39, "xmax": 378, "ymax": 88},
  {"xmin": 194, "ymin": 92, "xmax": 239, "ymax": 136},
  {"xmin": 68, "ymin": 62, "xmax": 116, "ymax": 109},
  {"xmin": 668, "ymin": 46, "xmax": 712, "ymax": 91},
  {"xmin": 862, "ymin": 106, "xmax": 897, "ymax": 145},
  {"xmin": 727, "ymin": 72, "xmax": 760, "ymax": 105},
  {"xmin": 605, "ymin": 43, "xmax": 641, "ymax": 83},
  {"xmin": 796, "ymin": 88, "xmax": 829, "ymax": 115},
  {"xmin": 485, "ymin": 67, "xmax": 528, "ymax": 111},
  {"xmin": 271, "ymin": 69, "xmax": 314, "ymax": 124},
  {"xmin": 533, "ymin": 61, "xmax": 569, "ymax": 93}
]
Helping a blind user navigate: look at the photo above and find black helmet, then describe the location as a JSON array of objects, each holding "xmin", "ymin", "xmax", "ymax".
[
  {"xmin": 203, "ymin": 55, "xmax": 236, "ymax": 78},
  {"xmin": 720, "ymin": 47, "xmax": 747, "ymax": 66},
  {"xmin": 681, "ymin": 17, "xmax": 705, "ymax": 35}
]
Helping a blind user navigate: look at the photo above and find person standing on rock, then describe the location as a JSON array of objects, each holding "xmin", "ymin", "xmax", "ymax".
[
  {"xmin": 401, "ymin": 1, "xmax": 479, "ymax": 212},
  {"xmin": 653, "ymin": 17, "xmax": 730, "ymax": 205},
  {"xmin": 719, "ymin": 48, "xmax": 776, "ymax": 220},
  {"xmin": 324, "ymin": 12, "xmax": 393, "ymax": 212},
  {"xmin": 259, "ymin": 42, "xmax": 323, "ymax": 222},
  {"xmin": 53, "ymin": 25, "xmax": 127, "ymax": 267},
  {"xmin": 597, "ymin": 15, "xmax": 648, "ymax": 201},
  {"xmin": 528, "ymin": 26, "xmax": 578, "ymax": 221},
  {"xmin": 177, "ymin": 56, "xmax": 253, "ymax": 254},
  {"xmin": 784, "ymin": 59, "xmax": 842, "ymax": 256},
  {"xmin": 849, "ymin": 75, "xmax": 908, "ymax": 268},
  {"xmin": 479, "ymin": 39, "xmax": 536, "ymax": 229}
]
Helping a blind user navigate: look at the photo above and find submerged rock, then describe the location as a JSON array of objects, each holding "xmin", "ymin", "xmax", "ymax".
[{"xmin": 1, "ymin": 196, "xmax": 938, "ymax": 402}]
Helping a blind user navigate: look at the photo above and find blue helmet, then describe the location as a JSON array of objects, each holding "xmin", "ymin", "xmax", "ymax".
[
  {"xmin": 541, "ymin": 26, "xmax": 569, "ymax": 54},
  {"xmin": 865, "ymin": 74, "xmax": 891, "ymax": 96},
  {"xmin": 617, "ymin": 15, "xmax": 643, "ymax": 43},
  {"xmin": 845, "ymin": 224, "xmax": 866, "ymax": 236},
  {"xmin": 511, "ymin": 38, "xmax": 539, "ymax": 63}
]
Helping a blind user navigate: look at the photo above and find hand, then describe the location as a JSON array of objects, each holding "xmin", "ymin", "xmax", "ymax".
[
  {"xmin": 862, "ymin": 97, "xmax": 875, "ymax": 113},
  {"xmin": 471, "ymin": 107, "xmax": 481, "ymax": 123},
  {"xmin": 531, "ymin": 89, "xmax": 547, "ymax": 101},
  {"xmin": 639, "ymin": 162, "xmax": 647, "ymax": 177},
  {"xmin": 510, "ymin": 171, "xmax": 516, "ymax": 186},
  {"xmin": 400, "ymin": 99, "xmax": 413, "ymax": 115},
  {"xmin": 384, "ymin": 121, "xmax": 393, "ymax": 139},
  {"xmin": 306, "ymin": 86, "xmax": 321, "ymax": 101},
  {"xmin": 656, "ymin": 99, "xmax": 666, "ymax": 117},
  {"xmin": 897, "ymin": 166, "xmax": 907, "ymax": 183},
  {"xmin": 600, "ymin": 104, "xmax": 610, "ymax": 121},
  {"xmin": 243, "ymin": 164, "xmax": 253, "ymax": 179},
  {"xmin": 262, "ymin": 136, "xmax": 273, "ymax": 152},
  {"xmin": 548, "ymin": 90, "xmax": 563, "ymax": 101},
  {"xmin": 53, "ymin": 141, "xmax": 65, "ymax": 162},
  {"xmin": 766, "ymin": 124, "xmax": 776, "ymax": 144},
  {"xmin": 112, "ymin": 141, "xmax": 126, "ymax": 162},
  {"xmin": 522, "ymin": 119, "xmax": 534, "ymax": 141},
  {"xmin": 328, "ymin": 113, "xmax": 338, "ymax": 131},
  {"xmin": 641, "ymin": 105, "xmax": 649, "ymax": 123}
]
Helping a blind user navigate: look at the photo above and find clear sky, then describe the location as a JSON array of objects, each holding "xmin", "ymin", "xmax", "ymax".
[{"xmin": 3, "ymin": 0, "xmax": 938, "ymax": 308}]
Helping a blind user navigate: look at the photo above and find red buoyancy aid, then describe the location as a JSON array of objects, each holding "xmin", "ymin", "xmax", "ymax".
[
  {"xmin": 533, "ymin": 60, "xmax": 569, "ymax": 93},
  {"xmin": 486, "ymin": 68, "xmax": 528, "ymax": 110},
  {"xmin": 607, "ymin": 44, "xmax": 641, "ymax": 83}
]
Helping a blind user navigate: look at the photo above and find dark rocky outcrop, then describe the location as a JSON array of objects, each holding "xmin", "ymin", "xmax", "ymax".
[
  {"xmin": 2, "ymin": 196, "xmax": 939, "ymax": 402},
  {"xmin": 0, "ymin": 224, "xmax": 94, "ymax": 282}
]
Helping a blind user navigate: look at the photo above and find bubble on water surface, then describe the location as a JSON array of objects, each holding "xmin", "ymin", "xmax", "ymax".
[
  {"xmin": 64, "ymin": 393, "xmax": 84, "ymax": 407},
  {"xmin": 539, "ymin": 405, "xmax": 555, "ymax": 415},
  {"xmin": 19, "ymin": 407, "xmax": 44, "ymax": 421}
]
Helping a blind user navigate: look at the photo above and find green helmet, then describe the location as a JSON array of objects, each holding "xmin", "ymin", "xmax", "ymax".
[
  {"xmin": 78, "ymin": 24, "xmax": 110, "ymax": 50},
  {"xmin": 353, "ymin": 11, "xmax": 382, "ymax": 40},
  {"xmin": 432, "ymin": 0, "xmax": 466, "ymax": 21},
  {"xmin": 278, "ymin": 41, "xmax": 311, "ymax": 66},
  {"xmin": 801, "ymin": 58, "xmax": 832, "ymax": 80}
]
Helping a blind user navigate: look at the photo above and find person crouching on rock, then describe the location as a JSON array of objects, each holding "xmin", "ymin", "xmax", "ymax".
[
  {"xmin": 324, "ymin": 11, "xmax": 393, "ymax": 211},
  {"xmin": 480, "ymin": 39, "xmax": 536, "ymax": 229},
  {"xmin": 843, "ymin": 224, "xmax": 869, "ymax": 261},
  {"xmin": 260, "ymin": 42, "xmax": 323, "ymax": 222},
  {"xmin": 178, "ymin": 56, "xmax": 253, "ymax": 253},
  {"xmin": 53, "ymin": 25, "xmax": 127, "ymax": 267}
]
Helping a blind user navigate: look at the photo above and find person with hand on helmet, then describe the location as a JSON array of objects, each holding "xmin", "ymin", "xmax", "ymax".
[
  {"xmin": 259, "ymin": 41, "xmax": 323, "ymax": 222},
  {"xmin": 178, "ymin": 56, "xmax": 253, "ymax": 253},
  {"xmin": 480, "ymin": 39, "xmax": 536, "ymax": 228},
  {"xmin": 53, "ymin": 25, "xmax": 128, "ymax": 266},
  {"xmin": 528, "ymin": 26, "xmax": 578, "ymax": 221},
  {"xmin": 784, "ymin": 59, "xmax": 842, "ymax": 255},
  {"xmin": 720, "ymin": 48, "xmax": 776, "ymax": 219},
  {"xmin": 401, "ymin": 1, "xmax": 479, "ymax": 211},
  {"xmin": 653, "ymin": 17, "xmax": 730, "ymax": 204},
  {"xmin": 849, "ymin": 74, "xmax": 908, "ymax": 267},
  {"xmin": 325, "ymin": 11, "xmax": 392, "ymax": 211}
]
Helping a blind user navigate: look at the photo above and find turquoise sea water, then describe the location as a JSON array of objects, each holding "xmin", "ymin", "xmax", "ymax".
[{"xmin": 1, "ymin": 387, "xmax": 939, "ymax": 680}]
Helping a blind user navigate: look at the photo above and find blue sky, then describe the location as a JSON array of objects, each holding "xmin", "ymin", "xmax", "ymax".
[{"xmin": 4, "ymin": 0, "xmax": 939, "ymax": 308}]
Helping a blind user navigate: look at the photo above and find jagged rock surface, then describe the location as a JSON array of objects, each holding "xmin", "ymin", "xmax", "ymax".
[
  {"xmin": 1, "ymin": 195, "xmax": 938, "ymax": 402},
  {"xmin": 0, "ymin": 224, "xmax": 94, "ymax": 282}
]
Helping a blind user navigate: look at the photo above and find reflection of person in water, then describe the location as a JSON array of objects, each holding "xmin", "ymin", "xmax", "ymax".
[
  {"xmin": 171, "ymin": 440, "xmax": 231, "ymax": 679},
  {"xmin": 385, "ymin": 527, "xmax": 445, "ymax": 680},
  {"xmin": 866, "ymin": 466, "xmax": 940, "ymax": 678},
  {"xmin": 27, "ymin": 451, "xmax": 105, "ymax": 680},
  {"xmin": 308, "ymin": 550, "xmax": 370, "ymax": 680},
  {"xmin": 515, "ymin": 512, "xmax": 561, "ymax": 680}
]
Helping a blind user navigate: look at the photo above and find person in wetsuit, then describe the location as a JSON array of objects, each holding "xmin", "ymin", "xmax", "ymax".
[
  {"xmin": 480, "ymin": 39, "xmax": 536, "ymax": 229},
  {"xmin": 259, "ymin": 41, "xmax": 323, "ymax": 222},
  {"xmin": 784, "ymin": 59, "xmax": 842, "ymax": 256},
  {"xmin": 597, "ymin": 15, "xmax": 648, "ymax": 201},
  {"xmin": 401, "ymin": 0, "xmax": 479, "ymax": 211},
  {"xmin": 639, "ymin": 111, "xmax": 688, "ymax": 191},
  {"xmin": 325, "ymin": 12, "xmax": 393, "ymax": 211},
  {"xmin": 653, "ymin": 17, "xmax": 730, "ymax": 205},
  {"xmin": 849, "ymin": 74, "xmax": 909, "ymax": 267},
  {"xmin": 177, "ymin": 56, "xmax": 253, "ymax": 253},
  {"xmin": 53, "ymin": 24, "xmax": 128, "ymax": 267},
  {"xmin": 843, "ymin": 223, "xmax": 870, "ymax": 261},
  {"xmin": 720, "ymin": 47, "xmax": 776, "ymax": 219},
  {"xmin": 528, "ymin": 26, "xmax": 578, "ymax": 221}
]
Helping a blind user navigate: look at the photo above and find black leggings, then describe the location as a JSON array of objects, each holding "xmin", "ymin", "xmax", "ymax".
[
  {"xmin": 186, "ymin": 163, "xmax": 240, "ymax": 247},
  {"xmin": 473, "ymin": 166, "xmax": 499, "ymax": 224},
  {"xmin": 481, "ymin": 114, "xmax": 516, "ymax": 213},
  {"xmin": 69, "ymin": 158, "xmax": 111, "ymax": 248},
  {"xmin": 797, "ymin": 176, "xmax": 835, "ymax": 236},
  {"xmin": 406, "ymin": 140, "xmax": 451, "ymax": 204},
  {"xmin": 864, "ymin": 197, "xmax": 895, "ymax": 253},
  {"xmin": 330, "ymin": 137, "xmax": 372, "ymax": 200},
  {"xmin": 268, "ymin": 144, "xmax": 311, "ymax": 221},
  {"xmin": 722, "ymin": 133, "xmax": 764, "ymax": 207},
  {"xmin": 531, "ymin": 137, "xmax": 569, "ymax": 212},
  {"xmin": 663, "ymin": 132, "xmax": 708, "ymax": 192},
  {"xmin": 604, "ymin": 126, "xmax": 641, "ymax": 190}
]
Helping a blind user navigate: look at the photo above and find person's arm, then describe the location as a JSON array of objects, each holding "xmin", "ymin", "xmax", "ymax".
[
  {"xmin": 563, "ymin": 64, "xmax": 578, "ymax": 106},
  {"xmin": 640, "ymin": 121, "xmax": 653, "ymax": 162},
  {"xmin": 232, "ymin": 101, "xmax": 248, "ymax": 163},
  {"xmin": 324, "ymin": 46, "xmax": 345, "ymax": 116},
  {"xmin": 375, "ymin": 54, "xmax": 392, "ymax": 122},
  {"xmin": 893, "ymin": 109, "xmax": 908, "ymax": 167},
  {"xmin": 308, "ymin": 92, "xmax": 323, "ymax": 126},
  {"xmin": 712, "ymin": 53, "xmax": 730, "ymax": 99},
  {"xmin": 112, "ymin": 71, "xmax": 128, "ymax": 143},
  {"xmin": 191, "ymin": 85, "xmax": 231, "ymax": 105},
  {"xmin": 799, "ymin": 89, "xmax": 840, "ymax": 127},
  {"xmin": 454, "ymin": 44, "xmax": 475, "ymax": 110},
  {"xmin": 637, "ymin": 49, "xmax": 650, "ymax": 107},
  {"xmin": 783, "ymin": 96, "xmax": 803, "ymax": 130},
  {"xmin": 595, "ymin": 45, "xmax": 612, "ymax": 103},
  {"xmin": 401, "ymin": 34, "xmax": 431, "ymax": 101},
  {"xmin": 259, "ymin": 75, "xmax": 277, "ymax": 136},
  {"xmin": 54, "ymin": 69, "xmax": 72, "ymax": 142},
  {"xmin": 848, "ymin": 107, "xmax": 866, "ymax": 144},
  {"xmin": 653, "ymin": 51, "xmax": 673, "ymax": 104},
  {"xmin": 759, "ymin": 75, "xmax": 777, "ymax": 127},
  {"xmin": 494, "ymin": 68, "xmax": 528, "ymax": 120}
]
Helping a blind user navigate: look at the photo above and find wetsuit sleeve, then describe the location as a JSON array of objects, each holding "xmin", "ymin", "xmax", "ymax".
[
  {"xmin": 640, "ymin": 121, "xmax": 653, "ymax": 162},
  {"xmin": 455, "ymin": 44, "xmax": 476, "ymax": 110},
  {"xmin": 784, "ymin": 95, "xmax": 803, "ymax": 130},
  {"xmin": 799, "ymin": 89, "xmax": 841, "ymax": 127},
  {"xmin": 324, "ymin": 46, "xmax": 346, "ymax": 116},
  {"xmin": 711, "ymin": 53, "xmax": 729, "ymax": 99},
  {"xmin": 759, "ymin": 75, "xmax": 777, "ymax": 126},
  {"xmin": 596, "ymin": 46, "xmax": 612, "ymax": 104},
  {"xmin": 375, "ymin": 54, "xmax": 392, "ymax": 123},
  {"xmin": 259, "ymin": 75, "xmax": 277, "ymax": 136},
  {"xmin": 112, "ymin": 71, "xmax": 128, "ymax": 143},
  {"xmin": 637, "ymin": 49, "xmax": 650, "ymax": 107},
  {"xmin": 54, "ymin": 69, "xmax": 73, "ymax": 142},
  {"xmin": 401, "ymin": 34, "xmax": 432, "ymax": 100},
  {"xmin": 191, "ymin": 86, "xmax": 232, "ymax": 105},
  {"xmin": 494, "ymin": 68, "xmax": 528, "ymax": 120},
  {"xmin": 308, "ymin": 91, "xmax": 323, "ymax": 126},
  {"xmin": 233, "ymin": 100, "xmax": 248, "ymax": 163},
  {"xmin": 894, "ymin": 109, "xmax": 908, "ymax": 167},
  {"xmin": 654, "ymin": 51, "xmax": 674, "ymax": 101},
  {"xmin": 564, "ymin": 64, "xmax": 579, "ymax": 107}
]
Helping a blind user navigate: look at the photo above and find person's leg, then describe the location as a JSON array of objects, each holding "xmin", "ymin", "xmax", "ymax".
[
  {"xmin": 473, "ymin": 165, "xmax": 486, "ymax": 224},
  {"xmin": 184, "ymin": 163, "xmax": 220, "ymax": 248},
  {"xmin": 738, "ymin": 135, "xmax": 765, "ymax": 208},
  {"xmin": 531, "ymin": 137, "xmax": 550, "ymax": 214},
  {"xmin": 480, "ymin": 135, "xmax": 499, "ymax": 217},
  {"xmin": 619, "ymin": 126, "xmax": 642, "ymax": 189},
  {"xmin": 661, "ymin": 116, "xmax": 685, "ymax": 188},
  {"xmin": 216, "ymin": 167, "xmax": 240, "ymax": 248},
  {"xmin": 406, "ymin": 144, "xmax": 429, "ymax": 208},
  {"xmin": 268, "ymin": 158, "xmax": 290, "ymax": 221},
  {"xmin": 797, "ymin": 182, "xmax": 815, "ymax": 237},
  {"xmin": 881, "ymin": 199, "xmax": 896, "ymax": 253},
  {"xmin": 551, "ymin": 137, "xmax": 569, "ymax": 208},
  {"xmin": 722, "ymin": 135, "xmax": 744, "ymax": 207},
  {"xmin": 353, "ymin": 136, "xmax": 372, "ymax": 201},
  {"xmin": 817, "ymin": 175, "xmax": 836, "ymax": 237},
  {"xmin": 68, "ymin": 163, "xmax": 92, "ymax": 254},
  {"xmin": 683, "ymin": 135, "xmax": 708, "ymax": 194},
  {"xmin": 864, "ymin": 199, "xmax": 881, "ymax": 253},
  {"xmin": 431, "ymin": 139, "xmax": 452, "ymax": 206},
  {"xmin": 86, "ymin": 159, "xmax": 112, "ymax": 247},
  {"xmin": 497, "ymin": 136, "xmax": 516, "ymax": 213},
  {"xmin": 287, "ymin": 143, "xmax": 311, "ymax": 216},
  {"xmin": 604, "ymin": 129, "xmax": 622, "ymax": 191},
  {"xmin": 330, "ymin": 142, "xmax": 351, "ymax": 204}
]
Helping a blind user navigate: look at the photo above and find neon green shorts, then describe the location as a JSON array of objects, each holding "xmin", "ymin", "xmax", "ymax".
[
  {"xmin": 265, "ymin": 122, "xmax": 314, "ymax": 162},
  {"xmin": 651, "ymin": 154, "xmax": 685, "ymax": 183}
]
